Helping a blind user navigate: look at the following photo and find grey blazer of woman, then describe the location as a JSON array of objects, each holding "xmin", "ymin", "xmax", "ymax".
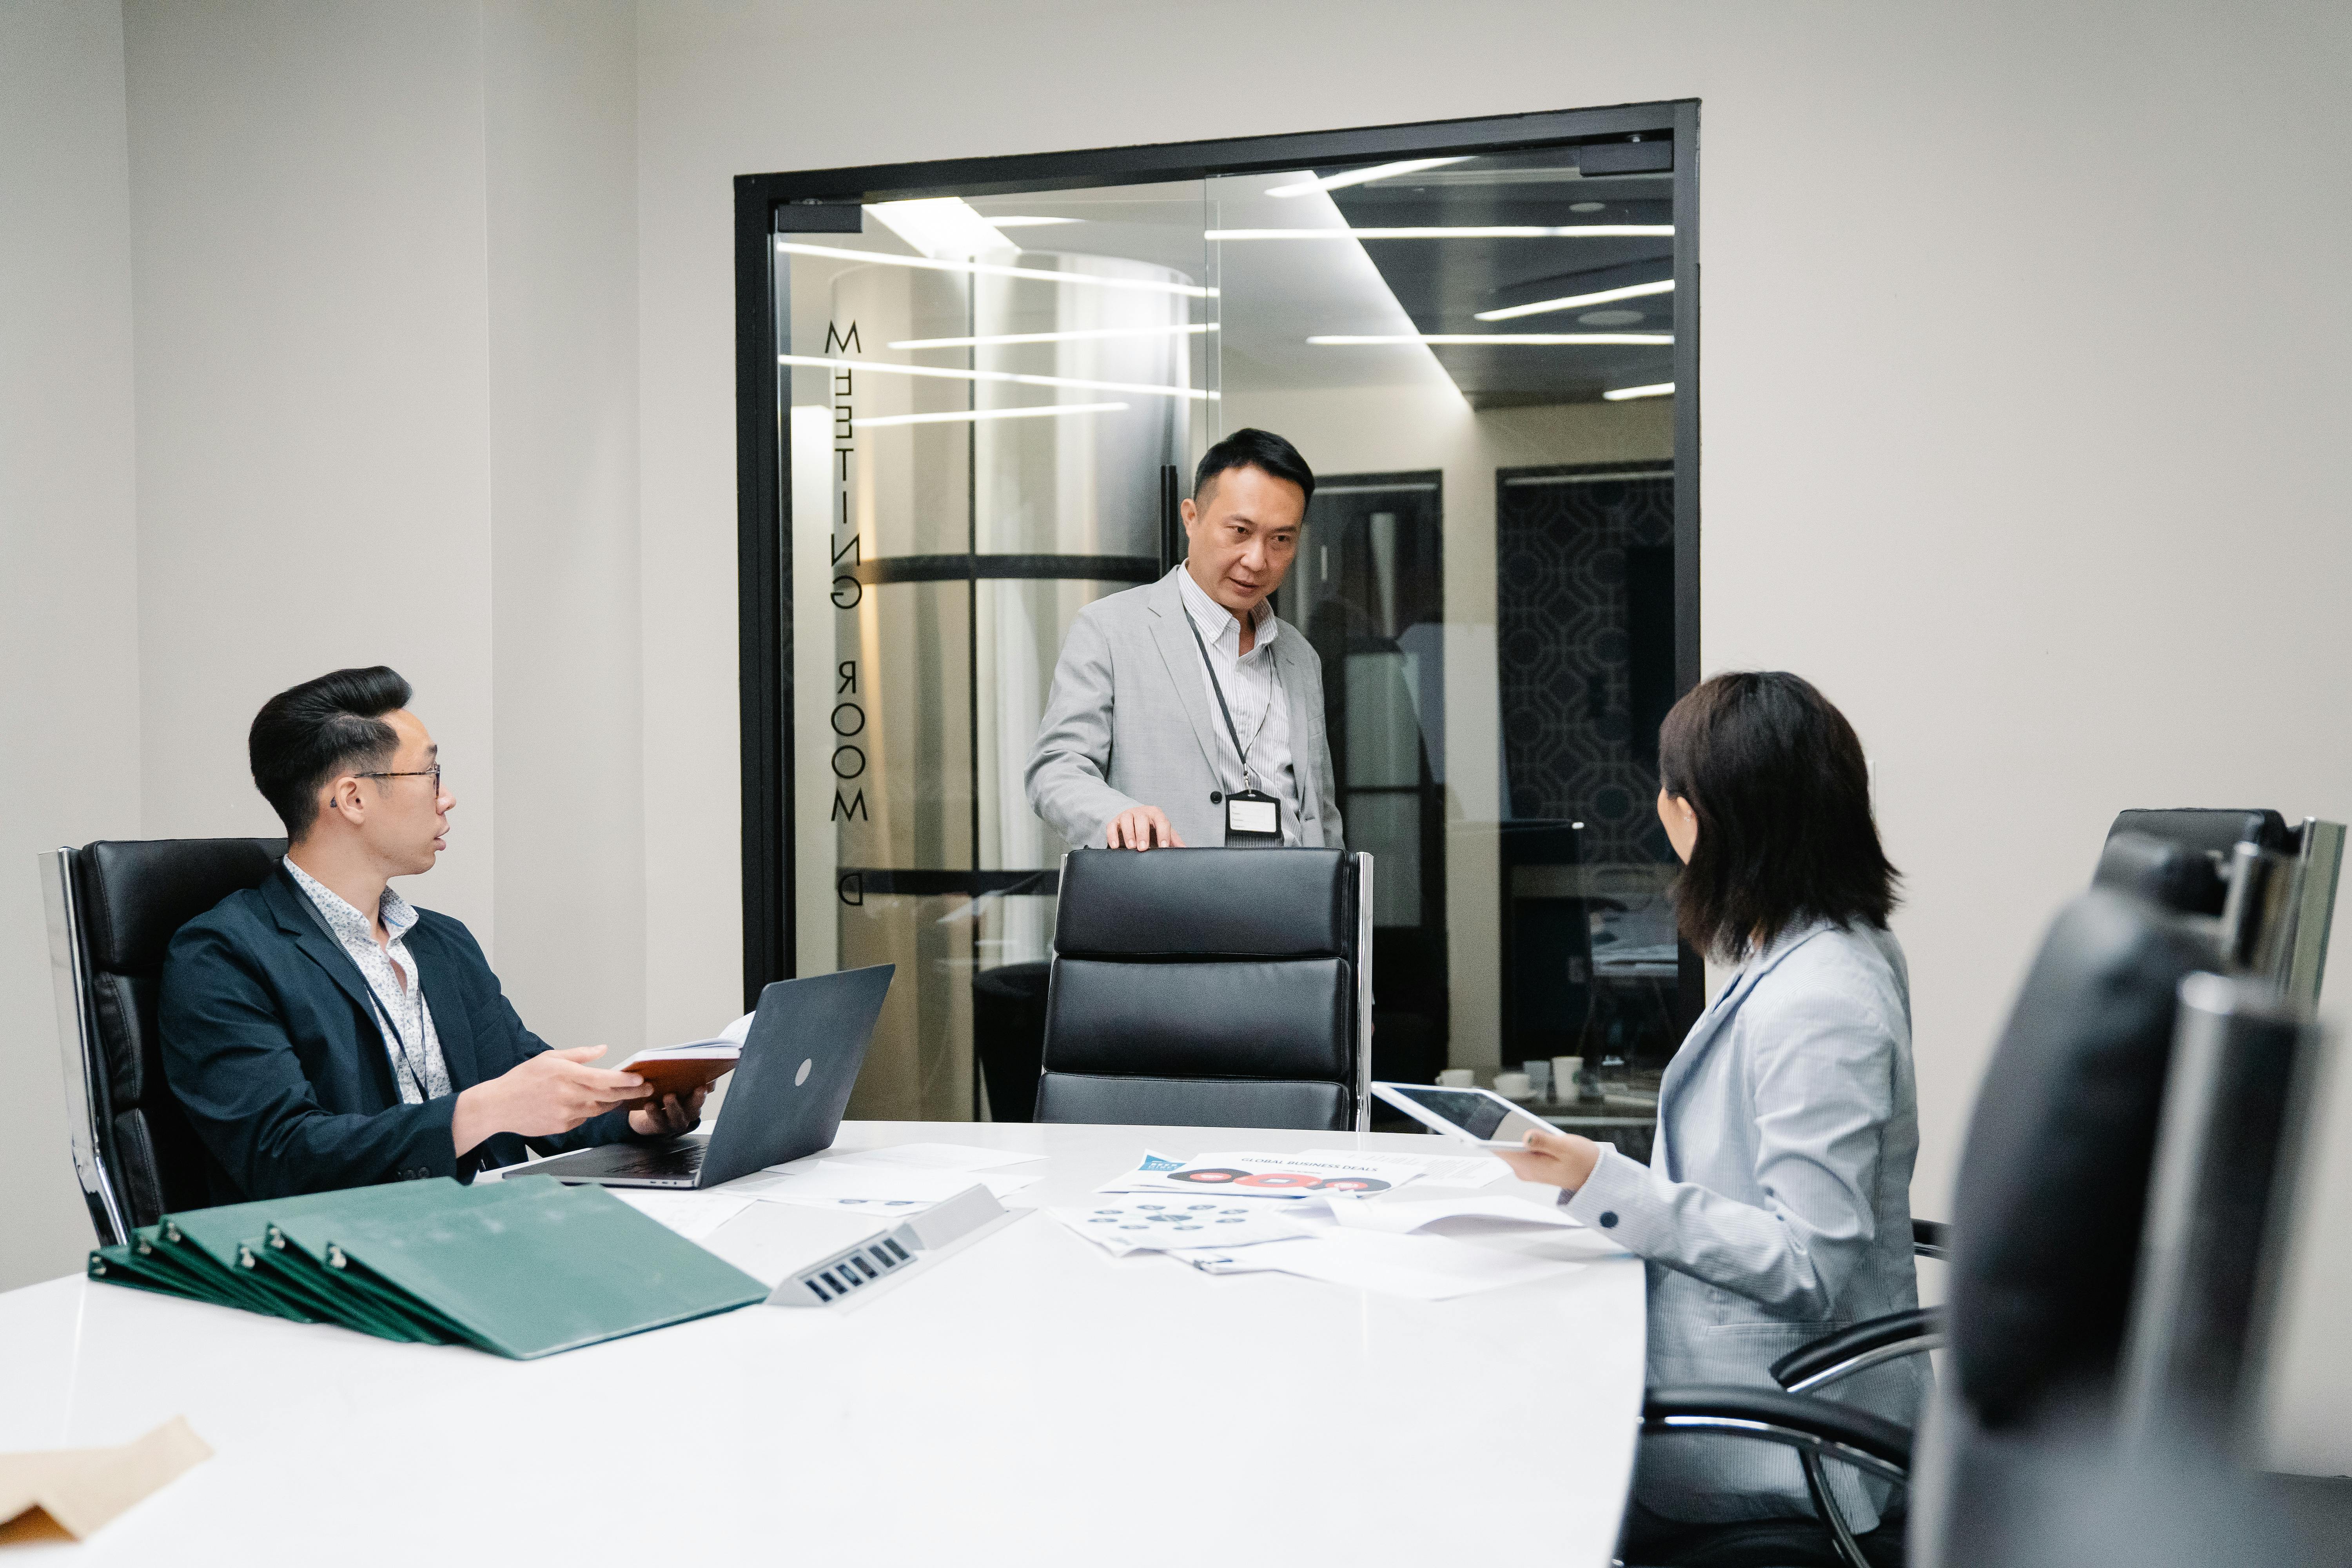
[{"xmin": 1564, "ymin": 918, "xmax": 1924, "ymax": 1530}]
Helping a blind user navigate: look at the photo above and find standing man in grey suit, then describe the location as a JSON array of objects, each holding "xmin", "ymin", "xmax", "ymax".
[{"xmin": 1027, "ymin": 428, "xmax": 1343, "ymax": 852}]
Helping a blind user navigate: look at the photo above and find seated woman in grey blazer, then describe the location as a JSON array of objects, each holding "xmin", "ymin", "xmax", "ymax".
[{"xmin": 1501, "ymin": 670, "xmax": 1922, "ymax": 1542}]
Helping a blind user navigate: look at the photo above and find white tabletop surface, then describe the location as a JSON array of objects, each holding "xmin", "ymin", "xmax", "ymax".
[{"xmin": 0, "ymin": 1122, "xmax": 1645, "ymax": 1565}]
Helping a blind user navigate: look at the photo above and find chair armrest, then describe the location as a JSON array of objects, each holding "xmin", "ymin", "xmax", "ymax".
[
  {"xmin": 1770, "ymin": 1307, "xmax": 1945, "ymax": 1394},
  {"xmin": 1643, "ymin": 1385, "xmax": 1912, "ymax": 1483},
  {"xmin": 1912, "ymin": 1217, "xmax": 1949, "ymax": 1258}
]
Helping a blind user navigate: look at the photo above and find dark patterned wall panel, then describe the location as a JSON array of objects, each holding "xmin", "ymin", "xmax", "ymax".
[{"xmin": 1496, "ymin": 466, "xmax": 1676, "ymax": 866}]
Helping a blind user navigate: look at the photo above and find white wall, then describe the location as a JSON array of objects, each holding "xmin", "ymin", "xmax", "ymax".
[
  {"xmin": 0, "ymin": 0, "xmax": 143, "ymax": 1290},
  {"xmin": 5, "ymin": 0, "xmax": 2350, "ymax": 1475}
]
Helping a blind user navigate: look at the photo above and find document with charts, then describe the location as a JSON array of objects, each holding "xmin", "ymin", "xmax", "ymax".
[{"xmin": 1095, "ymin": 1149, "xmax": 1430, "ymax": 1200}]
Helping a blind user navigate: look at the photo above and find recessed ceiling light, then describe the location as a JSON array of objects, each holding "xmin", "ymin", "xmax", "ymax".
[
  {"xmin": 864, "ymin": 198, "xmax": 1011, "ymax": 260},
  {"xmin": 1570, "ymin": 201, "xmax": 1606, "ymax": 213},
  {"xmin": 1578, "ymin": 309, "xmax": 1646, "ymax": 326},
  {"xmin": 849, "ymin": 401, "xmax": 1127, "ymax": 430},
  {"xmin": 777, "ymin": 241, "xmax": 1214, "ymax": 298},
  {"xmin": 1266, "ymin": 158, "xmax": 1475, "ymax": 197},
  {"xmin": 1602, "ymin": 383, "xmax": 1674, "ymax": 401},
  {"xmin": 780, "ymin": 353, "xmax": 1213, "ymax": 401},
  {"xmin": 986, "ymin": 216, "xmax": 1084, "ymax": 227},
  {"xmin": 888, "ymin": 323, "xmax": 1215, "ymax": 350},
  {"xmin": 1475, "ymin": 278, "xmax": 1673, "ymax": 321},
  {"xmin": 1307, "ymin": 334, "xmax": 1672, "ymax": 346},
  {"xmin": 1210, "ymin": 225, "xmax": 1673, "ymax": 241}
]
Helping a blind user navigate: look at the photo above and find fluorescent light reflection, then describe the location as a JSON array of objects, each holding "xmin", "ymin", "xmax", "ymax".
[
  {"xmin": 1265, "ymin": 157, "xmax": 1475, "ymax": 198},
  {"xmin": 777, "ymin": 240, "xmax": 1215, "ymax": 298},
  {"xmin": 888, "ymin": 323, "xmax": 1214, "ymax": 350},
  {"xmin": 1308, "ymin": 334, "xmax": 1672, "ymax": 346},
  {"xmin": 781, "ymin": 353, "xmax": 1213, "ymax": 402},
  {"xmin": 1477, "ymin": 278, "xmax": 1675, "ymax": 322},
  {"xmin": 849, "ymin": 401, "xmax": 1127, "ymax": 430},
  {"xmin": 985, "ymin": 216, "xmax": 1084, "ymax": 227},
  {"xmin": 1602, "ymin": 383, "xmax": 1675, "ymax": 401},
  {"xmin": 1209, "ymin": 225, "xmax": 1673, "ymax": 241}
]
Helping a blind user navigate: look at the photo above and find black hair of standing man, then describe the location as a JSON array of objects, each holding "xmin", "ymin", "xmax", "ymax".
[{"xmin": 1192, "ymin": 427, "xmax": 1316, "ymax": 509}]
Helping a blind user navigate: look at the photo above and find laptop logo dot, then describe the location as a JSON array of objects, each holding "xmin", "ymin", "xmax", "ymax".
[{"xmin": 795, "ymin": 1057, "xmax": 813, "ymax": 1086}]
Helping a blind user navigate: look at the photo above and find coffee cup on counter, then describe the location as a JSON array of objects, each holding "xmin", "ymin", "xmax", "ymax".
[
  {"xmin": 1494, "ymin": 1071, "xmax": 1534, "ymax": 1100},
  {"xmin": 1436, "ymin": 1068, "xmax": 1475, "ymax": 1089},
  {"xmin": 1553, "ymin": 1056, "xmax": 1584, "ymax": 1100}
]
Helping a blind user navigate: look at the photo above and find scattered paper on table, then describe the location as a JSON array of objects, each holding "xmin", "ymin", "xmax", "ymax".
[
  {"xmin": 1096, "ymin": 1149, "xmax": 1428, "ymax": 1200},
  {"xmin": 1051, "ymin": 1198, "xmax": 1317, "ymax": 1256},
  {"xmin": 0, "ymin": 1417, "xmax": 212, "ymax": 1543},
  {"xmin": 1325, "ymin": 1195, "xmax": 1580, "ymax": 1234},
  {"xmin": 610, "ymin": 1189, "xmax": 757, "ymax": 1241},
  {"xmin": 827, "ymin": 1142, "xmax": 1044, "ymax": 1173},
  {"xmin": 1177, "ymin": 1228, "xmax": 1581, "ymax": 1300},
  {"xmin": 742, "ymin": 1162, "xmax": 1031, "ymax": 1213},
  {"xmin": 1302, "ymin": 1147, "xmax": 1511, "ymax": 1188}
]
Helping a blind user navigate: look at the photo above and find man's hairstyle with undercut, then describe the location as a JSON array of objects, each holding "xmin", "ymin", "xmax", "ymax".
[
  {"xmin": 1192, "ymin": 427, "xmax": 1316, "ymax": 510},
  {"xmin": 248, "ymin": 666, "xmax": 414, "ymax": 840}
]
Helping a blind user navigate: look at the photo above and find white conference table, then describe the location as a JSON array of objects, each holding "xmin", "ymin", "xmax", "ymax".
[{"xmin": 0, "ymin": 1122, "xmax": 1646, "ymax": 1564}]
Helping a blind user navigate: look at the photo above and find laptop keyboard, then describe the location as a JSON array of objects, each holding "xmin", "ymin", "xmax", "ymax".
[{"xmin": 604, "ymin": 1141, "xmax": 706, "ymax": 1178}]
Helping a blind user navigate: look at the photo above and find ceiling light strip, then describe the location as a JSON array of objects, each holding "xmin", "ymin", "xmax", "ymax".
[
  {"xmin": 776, "ymin": 240, "xmax": 1215, "ymax": 298},
  {"xmin": 1602, "ymin": 383, "xmax": 1676, "ymax": 401},
  {"xmin": 1265, "ymin": 157, "xmax": 1476, "ymax": 198},
  {"xmin": 1307, "ymin": 334, "xmax": 1672, "ymax": 347},
  {"xmin": 1476, "ymin": 278, "xmax": 1676, "ymax": 322},
  {"xmin": 849, "ymin": 401, "xmax": 1129, "ymax": 430},
  {"xmin": 1207, "ymin": 225, "xmax": 1672, "ymax": 241},
  {"xmin": 781, "ymin": 353, "xmax": 1213, "ymax": 402},
  {"xmin": 888, "ymin": 323, "xmax": 1215, "ymax": 350}
]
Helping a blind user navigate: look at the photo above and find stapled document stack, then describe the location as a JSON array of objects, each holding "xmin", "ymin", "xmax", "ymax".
[{"xmin": 87, "ymin": 1176, "xmax": 766, "ymax": 1357}]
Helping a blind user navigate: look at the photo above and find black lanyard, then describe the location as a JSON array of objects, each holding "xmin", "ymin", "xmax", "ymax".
[
  {"xmin": 291, "ymin": 882, "xmax": 434, "ymax": 1102},
  {"xmin": 1185, "ymin": 611, "xmax": 1273, "ymax": 793}
]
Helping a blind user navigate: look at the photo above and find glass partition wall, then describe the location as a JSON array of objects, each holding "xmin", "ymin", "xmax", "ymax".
[{"xmin": 741, "ymin": 106, "xmax": 1699, "ymax": 1143}]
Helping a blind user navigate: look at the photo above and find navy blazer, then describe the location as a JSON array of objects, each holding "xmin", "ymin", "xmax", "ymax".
[{"xmin": 160, "ymin": 865, "xmax": 642, "ymax": 1202}]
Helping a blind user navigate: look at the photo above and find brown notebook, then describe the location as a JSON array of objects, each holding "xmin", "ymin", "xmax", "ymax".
[{"xmin": 617, "ymin": 1040, "xmax": 739, "ymax": 1101}]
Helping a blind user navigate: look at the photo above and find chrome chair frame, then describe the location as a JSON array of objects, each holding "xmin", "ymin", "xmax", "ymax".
[{"xmin": 40, "ymin": 847, "xmax": 129, "ymax": 1247}]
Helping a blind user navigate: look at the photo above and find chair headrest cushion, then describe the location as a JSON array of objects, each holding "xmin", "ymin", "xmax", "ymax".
[{"xmin": 74, "ymin": 838, "xmax": 286, "ymax": 973}]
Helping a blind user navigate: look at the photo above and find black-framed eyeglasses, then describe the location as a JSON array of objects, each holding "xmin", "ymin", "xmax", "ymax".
[{"xmin": 357, "ymin": 764, "xmax": 443, "ymax": 791}]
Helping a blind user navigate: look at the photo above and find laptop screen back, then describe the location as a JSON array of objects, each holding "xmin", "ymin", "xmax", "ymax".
[{"xmin": 698, "ymin": 965, "xmax": 894, "ymax": 1188}]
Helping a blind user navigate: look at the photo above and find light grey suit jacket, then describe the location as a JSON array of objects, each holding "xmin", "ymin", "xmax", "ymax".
[
  {"xmin": 1567, "ymin": 918, "xmax": 1925, "ymax": 1529},
  {"xmin": 1024, "ymin": 568, "xmax": 1343, "ymax": 850}
]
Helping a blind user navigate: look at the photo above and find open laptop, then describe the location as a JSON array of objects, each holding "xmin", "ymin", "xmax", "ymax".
[{"xmin": 517, "ymin": 964, "xmax": 894, "ymax": 1190}]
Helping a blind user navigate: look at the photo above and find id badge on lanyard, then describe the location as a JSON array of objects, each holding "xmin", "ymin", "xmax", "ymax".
[{"xmin": 1189, "ymin": 614, "xmax": 1284, "ymax": 848}]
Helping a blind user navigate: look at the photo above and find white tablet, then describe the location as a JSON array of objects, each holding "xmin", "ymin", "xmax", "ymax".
[{"xmin": 1372, "ymin": 1082, "xmax": 1550, "ymax": 1150}]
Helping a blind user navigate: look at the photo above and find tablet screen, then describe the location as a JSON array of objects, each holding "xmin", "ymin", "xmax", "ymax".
[{"xmin": 1387, "ymin": 1086, "xmax": 1516, "ymax": 1140}]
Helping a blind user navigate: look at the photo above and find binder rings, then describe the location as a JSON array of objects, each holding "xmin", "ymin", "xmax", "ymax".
[{"xmin": 88, "ymin": 1176, "xmax": 765, "ymax": 1358}]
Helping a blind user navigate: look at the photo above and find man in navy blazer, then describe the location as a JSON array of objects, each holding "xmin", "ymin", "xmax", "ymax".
[{"xmin": 161, "ymin": 666, "xmax": 702, "ymax": 1201}]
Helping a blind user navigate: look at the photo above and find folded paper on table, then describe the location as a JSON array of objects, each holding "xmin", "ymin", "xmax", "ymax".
[
  {"xmin": 826, "ymin": 1142, "xmax": 1045, "ymax": 1173},
  {"xmin": 610, "ymin": 1189, "xmax": 758, "ymax": 1242},
  {"xmin": 1301, "ymin": 1147, "xmax": 1511, "ymax": 1189},
  {"xmin": 744, "ymin": 1161, "xmax": 1035, "ymax": 1213},
  {"xmin": 1325, "ymin": 1196, "xmax": 1582, "ymax": 1234},
  {"xmin": 0, "ymin": 1417, "xmax": 212, "ymax": 1543},
  {"xmin": 1050, "ymin": 1198, "xmax": 1318, "ymax": 1255},
  {"xmin": 1096, "ymin": 1149, "xmax": 1429, "ymax": 1200},
  {"xmin": 1175, "ymin": 1227, "xmax": 1583, "ymax": 1300}
]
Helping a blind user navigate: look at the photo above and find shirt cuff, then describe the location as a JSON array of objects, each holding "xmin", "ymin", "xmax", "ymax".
[{"xmin": 1560, "ymin": 1145, "xmax": 1657, "ymax": 1247}]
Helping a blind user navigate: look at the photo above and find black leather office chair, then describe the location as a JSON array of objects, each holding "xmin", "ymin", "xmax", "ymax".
[
  {"xmin": 41, "ymin": 837, "xmax": 285, "ymax": 1243},
  {"xmin": 1033, "ymin": 848, "xmax": 1372, "ymax": 1131},
  {"xmin": 2100, "ymin": 808, "xmax": 2343, "ymax": 1007}
]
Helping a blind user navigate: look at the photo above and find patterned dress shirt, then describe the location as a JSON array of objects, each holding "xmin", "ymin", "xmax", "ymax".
[
  {"xmin": 1176, "ymin": 566, "xmax": 1302, "ymax": 844},
  {"xmin": 283, "ymin": 859, "xmax": 453, "ymax": 1104}
]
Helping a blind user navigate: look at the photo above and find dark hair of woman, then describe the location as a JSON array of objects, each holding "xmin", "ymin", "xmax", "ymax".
[{"xmin": 1657, "ymin": 670, "xmax": 1900, "ymax": 961}]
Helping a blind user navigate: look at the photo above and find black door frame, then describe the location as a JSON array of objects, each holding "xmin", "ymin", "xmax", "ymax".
[{"xmin": 734, "ymin": 100, "xmax": 1702, "ymax": 1024}]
